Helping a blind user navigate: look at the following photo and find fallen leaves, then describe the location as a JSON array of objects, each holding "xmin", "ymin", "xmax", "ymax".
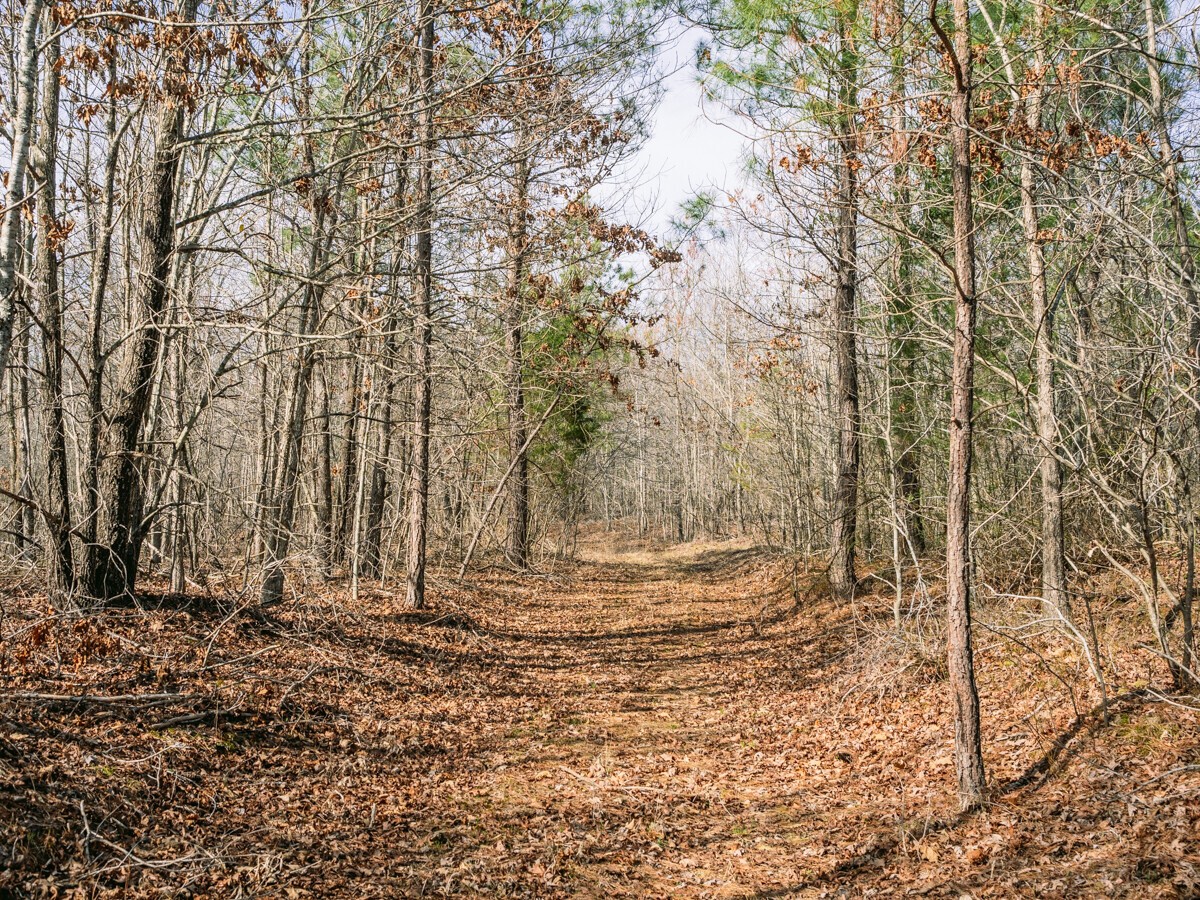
[{"xmin": 0, "ymin": 534, "xmax": 1198, "ymax": 898}]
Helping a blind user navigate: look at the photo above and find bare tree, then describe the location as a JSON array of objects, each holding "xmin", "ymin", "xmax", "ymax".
[
  {"xmin": 405, "ymin": 0, "xmax": 437, "ymax": 610},
  {"xmin": 504, "ymin": 146, "xmax": 532, "ymax": 569},
  {"xmin": 828, "ymin": 0, "xmax": 861, "ymax": 600},
  {"xmin": 0, "ymin": 0, "xmax": 47, "ymax": 380},
  {"xmin": 90, "ymin": 0, "xmax": 201, "ymax": 602},
  {"xmin": 932, "ymin": 0, "xmax": 986, "ymax": 810},
  {"xmin": 32, "ymin": 10, "xmax": 75, "ymax": 603}
]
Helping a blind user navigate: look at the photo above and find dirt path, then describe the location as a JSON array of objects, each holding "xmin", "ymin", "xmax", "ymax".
[
  {"xmin": 364, "ymin": 538, "xmax": 1196, "ymax": 899},
  {"xmin": 3, "ymin": 536, "xmax": 1197, "ymax": 898},
  {"xmin": 393, "ymin": 538, "xmax": 838, "ymax": 898}
]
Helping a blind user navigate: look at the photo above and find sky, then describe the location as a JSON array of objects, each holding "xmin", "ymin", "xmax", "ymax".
[
  {"xmin": 0, "ymin": 22, "xmax": 747, "ymax": 243},
  {"xmin": 610, "ymin": 25, "xmax": 748, "ymax": 236}
]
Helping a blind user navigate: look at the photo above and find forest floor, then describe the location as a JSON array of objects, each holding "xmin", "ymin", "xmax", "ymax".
[{"xmin": 1, "ymin": 532, "xmax": 1199, "ymax": 898}]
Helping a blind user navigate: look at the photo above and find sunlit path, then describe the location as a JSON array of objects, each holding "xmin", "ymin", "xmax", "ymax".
[{"xmin": 6, "ymin": 534, "xmax": 1194, "ymax": 896}]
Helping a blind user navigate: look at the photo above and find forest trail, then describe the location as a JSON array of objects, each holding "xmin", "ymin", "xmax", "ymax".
[
  {"xmin": 391, "ymin": 536, "xmax": 840, "ymax": 898},
  {"xmin": 3, "ymin": 535, "xmax": 1198, "ymax": 898}
]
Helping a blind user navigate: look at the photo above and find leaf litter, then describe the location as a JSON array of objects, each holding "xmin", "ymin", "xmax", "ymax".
[{"xmin": 1, "ymin": 533, "xmax": 1197, "ymax": 898}]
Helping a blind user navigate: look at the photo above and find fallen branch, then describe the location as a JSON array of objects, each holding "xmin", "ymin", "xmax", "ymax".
[
  {"xmin": 149, "ymin": 707, "xmax": 249, "ymax": 730},
  {"xmin": 1, "ymin": 691, "xmax": 189, "ymax": 704}
]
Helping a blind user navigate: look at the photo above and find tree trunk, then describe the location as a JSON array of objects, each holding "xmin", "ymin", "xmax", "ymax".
[
  {"xmin": 1020, "ymin": 73, "xmax": 1069, "ymax": 623},
  {"xmin": 336, "ymin": 351, "xmax": 362, "ymax": 565},
  {"xmin": 315, "ymin": 364, "xmax": 336, "ymax": 577},
  {"xmin": 15, "ymin": 293, "xmax": 36, "ymax": 563},
  {"xmin": 361, "ymin": 391, "xmax": 393, "ymax": 580},
  {"xmin": 505, "ymin": 151, "xmax": 532, "ymax": 570},
  {"xmin": 89, "ymin": 0, "xmax": 199, "ymax": 602},
  {"xmin": 888, "ymin": 17, "xmax": 925, "ymax": 559},
  {"xmin": 936, "ymin": 0, "xmax": 987, "ymax": 810},
  {"xmin": 362, "ymin": 312, "xmax": 400, "ymax": 582},
  {"xmin": 168, "ymin": 316, "xmax": 188, "ymax": 595},
  {"xmin": 259, "ymin": 196, "xmax": 333, "ymax": 605},
  {"xmin": 1144, "ymin": 0, "xmax": 1199, "ymax": 688},
  {"xmin": 257, "ymin": 0, "xmax": 337, "ymax": 606},
  {"xmin": 0, "ymin": 0, "xmax": 47, "ymax": 381},
  {"xmin": 33, "ymin": 14, "xmax": 75, "ymax": 603},
  {"xmin": 82, "ymin": 56, "xmax": 121, "ymax": 558},
  {"xmin": 828, "ymin": 5, "xmax": 860, "ymax": 601},
  {"xmin": 405, "ymin": 0, "xmax": 436, "ymax": 610}
]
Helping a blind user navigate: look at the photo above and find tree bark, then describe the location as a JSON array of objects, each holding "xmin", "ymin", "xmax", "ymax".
[
  {"xmin": 336, "ymin": 353, "xmax": 362, "ymax": 566},
  {"xmin": 259, "ymin": 157, "xmax": 337, "ymax": 602},
  {"xmin": 167, "ymin": 306, "xmax": 189, "ymax": 595},
  {"xmin": 1020, "ymin": 70, "xmax": 1070, "ymax": 624},
  {"xmin": 829, "ymin": 4, "xmax": 860, "ymax": 601},
  {"xmin": 505, "ymin": 150, "xmax": 532, "ymax": 570},
  {"xmin": 934, "ymin": 0, "xmax": 987, "ymax": 810},
  {"xmin": 0, "ymin": 0, "xmax": 47, "ymax": 382},
  {"xmin": 15, "ymin": 275, "xmax": 36, "ymax": 563},
  {"xmin": 259, "ymin": 222, "xmax": 326, "ymax": 605},
  {"xmin": 362, "ymin": 310, "xmax": 400, "ymax": 581},
  {"xmin": 314, "ymin": 364, "xmax": 336, "ymax": 577},
  {"xmin": 361, "ymin": 171, "xmax": 408, "ymax": 582},
  {"xmin": 82, "ymin": 56, "xmax": 122, "ymax": 558},
  {"xmin": 1144, "ymin": 0, "xmax": 1199, "ymax": 688},
  {"xmin": 405, "ymin": 0, "xmax": 436, "ymax": 610},
  {"xmin": 888, "ymin": 16, "xmax": 925, "ymax": 560},
  {"xmin": 89, "ymin": 0, "xmax": 200, "ymax": 602},
  {"xmin": 33, "ymin": 13, "xmax": 75, "ymax": 603}
]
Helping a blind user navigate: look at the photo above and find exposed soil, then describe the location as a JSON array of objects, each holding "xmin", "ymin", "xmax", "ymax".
[{"xmin": 2, "ymin": 534, "xmax": 1198, "ymax": 897}]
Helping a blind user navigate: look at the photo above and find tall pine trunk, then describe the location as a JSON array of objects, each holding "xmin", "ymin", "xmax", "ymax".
[{"xmin": 936, "ymin": 0, "xmax": 987, "ymax": 810}]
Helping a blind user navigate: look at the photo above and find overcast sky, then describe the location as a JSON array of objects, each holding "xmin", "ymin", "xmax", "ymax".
[{"xmin": 607, "ymin": 25, "xmax": 747, "ymax": 236}]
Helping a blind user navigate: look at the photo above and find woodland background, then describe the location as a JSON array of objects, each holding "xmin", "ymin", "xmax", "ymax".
[{"xmin": 1, "ymin": 0, "xmax": 1199, "ymax": 894}]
